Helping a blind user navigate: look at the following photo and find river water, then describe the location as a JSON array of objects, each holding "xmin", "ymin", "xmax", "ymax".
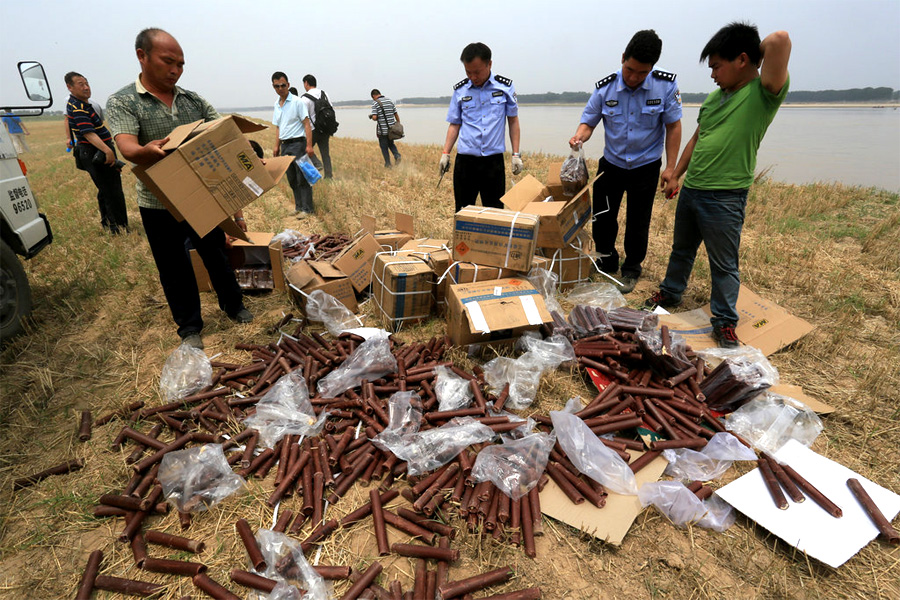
[{"xmin": 242, "ymin": 105, "xmax": 900, "ymax": 192}]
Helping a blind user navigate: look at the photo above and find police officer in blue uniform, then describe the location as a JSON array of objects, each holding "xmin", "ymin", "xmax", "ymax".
[
  {"xmin": 570, "ymin": 30, "xmax": 682, "ymax": 294},
  {"xmin": 441, "ymin": 42, "xmax": 523, "ymax": 212}
]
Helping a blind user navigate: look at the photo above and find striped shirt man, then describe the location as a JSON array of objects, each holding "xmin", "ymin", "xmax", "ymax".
[{"xmin": 370, "ymin": 96, "xmax": 398, "ymax": 136}]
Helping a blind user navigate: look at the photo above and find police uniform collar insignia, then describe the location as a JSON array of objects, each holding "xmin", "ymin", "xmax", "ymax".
[
  {"xmin": 595, "ymin": 73, "xmax": 616, "ymax": 89},
  {"xmin": 453, "ymin": 78, "xmax": 468, "ymax": 90},
  {"xmin": 646, "ymin": 98, "xmax": 662, "ymax": 105},
  {"xmin": 494, "ymin": 74, "xmax": 512, "ymax": 86},
  {"xmin": 605, "ymin": 99, "xmax": 618, "ymax": 107},
  {"xmin": 652, "ymin": 69, "xmax": 676, "ymax": 82}
]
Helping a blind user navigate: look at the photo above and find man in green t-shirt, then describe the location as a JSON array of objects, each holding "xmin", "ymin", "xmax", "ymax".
[{"xmin": 645, "ymin": 23, "xmax": 791, "ymax": 347}]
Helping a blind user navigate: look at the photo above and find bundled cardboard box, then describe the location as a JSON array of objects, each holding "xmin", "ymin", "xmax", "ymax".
[
  {"xmin": 133, "ymin": 116, "xmax": 293, "ymax": 239},
  {"xmin": 447, "ymin": 278, "xmax": 553, "ymax": 346},
  {"xmin": 286, "ymin": 260, "xmax": 358, "ymax": 313},
  {"xmin": 400, "ymin": 238, "xmax": 452, "ymax": 309},
  {"xmin": 452, "ymin": 206, "xmax": 539, "ymax": 272},
  {"xmin": 329, "ymin": 232, "xmax": 382, "ymax": 292},
  {"xmin": 436, "ymin": 261, "xmax": 520, "ymax": 312},
  {"xmin": 500, "ymin": 172, "xmax": 597, "ymax": 249},
  {"xmin": 190, "ymin": 232, "xmax": 285, "ymax": 291},
  {"xmin": 362, "ymin": 213, "xmax": 415, "ymax": 251},
  {"xmin": 538, "ymin": 230, "xmax": 597, "ymax": 291},
  {"xmin": 371, "ymin": 252, "xmax": 434, "ymax": 331}
]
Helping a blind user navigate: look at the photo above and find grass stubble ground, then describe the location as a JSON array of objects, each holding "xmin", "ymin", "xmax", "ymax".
[{"xmin": 0, "ymin": 119, "xmax": 897, "ymax": 599}]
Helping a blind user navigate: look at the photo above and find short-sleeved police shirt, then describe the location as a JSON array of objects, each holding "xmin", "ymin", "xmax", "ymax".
[{"xmin": 446, "ymin": 73, "xmax": 518, "ymax": 157}]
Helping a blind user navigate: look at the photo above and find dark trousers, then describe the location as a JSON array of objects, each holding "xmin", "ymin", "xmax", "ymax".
[
  {"xmin": 591, "ymin": 157, "xmax": 661, "ymax": 278},
  {"xmin": 311, "ymin": 131, "xmax": 333, "ymax": 178},
  {"xmin": 377, "ymin": 134, "xmax": 401, "ymax": 167},
  {"xmin": 280, "ymin": 138, "xmax": 314, "ymax": 213},
  {"xmin": 140, "ymin": 207, "xmax": 244, "ymax": 339},
  {"xmin": 76, "ymin": 144, "xmax": 129, "ymax": 233},
  {"xmin": 453, "ymin": 153, "xmax": 505, "ymax": 212}
]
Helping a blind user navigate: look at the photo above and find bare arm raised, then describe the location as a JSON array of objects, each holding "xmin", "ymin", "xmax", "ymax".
[{"xmin": 759, "ymin": 30, "xmax": 791, "ymax": 95}]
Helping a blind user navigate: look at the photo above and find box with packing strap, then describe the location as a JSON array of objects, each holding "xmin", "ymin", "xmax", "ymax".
[
  {"xmin": 371, "ymin": 251, "xmax": 434, "ymax": 332},
  {"xmin": 452, "ymin": 206, "xmax": 539, "ymax": 272},
  {"xmin": 190, "ymin": 231, "xmax": 285, "ymax": 292},
  {"xmin": 500, "ymin": 171, "xmax": 597, "ymax": 249},
  {"xmin": 538, "ymin": 230, "xmax": 598, "ymax": 292},
  {"xmin": 447, "ymin": 278, "xmax": 553, "ymax": 346},
  {"xmin": 362, "ymin": 213, "xmax": 415, "ymax": 251},
  {"xmin": 435, "ymin": 260, "xmax": 520, "ymax": 313},
  {"xmin": 286, "ymin": 260, "xmax": 358, "ymax": 313}
]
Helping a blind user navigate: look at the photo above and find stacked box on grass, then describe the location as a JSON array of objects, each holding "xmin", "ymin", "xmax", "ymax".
[
  {"xmin": 371, "ymin": 251, "xmax": 434, "ymax": 331},
  {"xmin": 363, "ymin": 213, "xmax": 415, "ymax": 251},
  {"xmin": 190, "ymin": 232, "xmax": 286, "ymax": 292},
  {"xmin": 132, "ymin": 116, "xmax": 293, "ymax": 239},
  {"xmin": 286, "ymin": 260, "xmax": 358, "ymax": 313},
  {"xmin": 452, "ymin": 206, "xmax": 539, "ymax": 272},
  {"xmin": 537, "ymin": 230, "xmax": 597, "ymax": 291},
  {"xmin": 329, "ymin": 232, "xmax": 382, "ymax": 292},
  {"xmin": 400, "ymin": 238, "xmax": 452, "ymax": 309},
  {"xmin": 447, "ymin": 278, "xmax": 553, "ymax": 346},
  {"xmin": 499, "ymin": 171, "xmax": 597, "ymax": 249}
]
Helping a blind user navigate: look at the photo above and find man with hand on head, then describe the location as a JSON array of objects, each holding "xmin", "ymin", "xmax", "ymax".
[
  {"xmin": 106, "ymin": 28, "xmax": 253, "ymax": 350},
  {"xmin": 441, "ymin": 42, "xmax": 522, "ymax": 212},
  {"xmin": 272, "ymin": 71, "xmax": 316, "ymax": 216},
  {"xmin": 569, "ymin": 30, "xmax": 682, "ymax": 294},
  {"xmin": 646, "ymin": 23, "xmax": 791, "ymax": 348}
]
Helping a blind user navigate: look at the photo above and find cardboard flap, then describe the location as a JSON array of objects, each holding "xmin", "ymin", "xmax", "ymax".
[
  {"xmin": 233, "ymin": 231, "xmax": 274, "ymax": 247},
  {"xmin": 161, "ymin": 120, "xmax": 205, "ymax": 150},
  {"xmin": 500, "ymin": 175, "xmax": 548, "ymax": 211},
  {"xmin": 229, "ymin": 115, "xmax": 268, "ymax": 133},
  {"xmin": 361, "ymin": 215, "xmax": 377, "ymax": 235},
  {"xmin": 309, "ymin": 260, "xmax": 346, "ymax": 280},
  {"xmin": 287, "ymin": 261, "xmax": 318, "ymax": 288},
  {"xmin": 218, "ymin": 218, "xmax": 249, "ymax": 242},
  {"xmin": 263, "ymin": 155, "xmax": 294, "ymax": 184},
  {"xmin": 395, "ymin": 213, "xmax": 414, "ymax": 235},
  {"xmin": 131, "ymin": 164, "xmax": 186, "ymax": 222}
]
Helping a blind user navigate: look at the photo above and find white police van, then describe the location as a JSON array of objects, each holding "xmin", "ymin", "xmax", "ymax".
[{"xmin": 1, "ymin": 62, "xmax": 53, "ymax": 340}]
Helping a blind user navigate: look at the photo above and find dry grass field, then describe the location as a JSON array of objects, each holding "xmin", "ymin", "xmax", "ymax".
[{"xmin": 0, "ymin": 118, "xmax": 897, "ymax": 599}]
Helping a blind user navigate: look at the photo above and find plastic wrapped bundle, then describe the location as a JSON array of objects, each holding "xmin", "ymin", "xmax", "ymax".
[
  {"xmin": 700, "ymin": 359, "xmax": 776, "ymax": 412},
  {"xmin": 607, "ymin": 306, "xmax": 658, "ymax": 332}
]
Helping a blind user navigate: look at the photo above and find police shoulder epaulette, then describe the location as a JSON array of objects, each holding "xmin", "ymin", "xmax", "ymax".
[
  {"xmin": 453, "ymin": 78, "xmax": 468, "ymax": 90},
  {"xmin": 494, "ymin": 74, "xmax": 512, "ymax": 86},
  {"xmin": 652, "ymin": 69, "xmax": 677, "ymax": 82},
  {"xmin": 595, "ymin": 73, "xmax": 616, "ymax": 89}
]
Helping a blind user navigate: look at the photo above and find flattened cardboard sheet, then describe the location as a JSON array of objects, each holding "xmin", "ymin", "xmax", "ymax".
[{"xmin": 540, "ymin": 452, "xmax": 668, "ymax": 546}]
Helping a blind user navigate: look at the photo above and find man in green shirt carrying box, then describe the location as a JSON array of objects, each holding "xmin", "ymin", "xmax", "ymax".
[{"xmin": 646, "ymin": 23, "xmax": 792, "ymax": 348}]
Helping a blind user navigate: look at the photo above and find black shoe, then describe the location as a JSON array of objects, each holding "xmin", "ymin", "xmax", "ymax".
[
  {"xmin": 712, "ymin": 323, "xmax": 740, "ymax": 348},
  {"xmin": 229, "ymin": 308, "xmax": 254, "ymax": 324},
  {"xmin": 181, "ymin": 333, "xmax": 204, "ymax": 350},
  {"xmin": 615, "ymin": 275, "xmax": 638, "ymax": 295},
  {"xmin": 642, "ymin": 290, "xmax": 682, "ymax": 310}
]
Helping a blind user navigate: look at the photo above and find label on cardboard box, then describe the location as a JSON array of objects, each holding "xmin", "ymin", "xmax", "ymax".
[{"xmin": 452, "ymin": 206, "xmax": 538, "ymax": 272}]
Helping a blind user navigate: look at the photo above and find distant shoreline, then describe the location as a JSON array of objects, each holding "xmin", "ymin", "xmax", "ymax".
[{"xmin": 225, "ymin": 101, "xmax": 900, "ymax": 112}]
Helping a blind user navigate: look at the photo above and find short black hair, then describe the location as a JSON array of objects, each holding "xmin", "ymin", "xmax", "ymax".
[
  {"xmin": 289, "ymin": 87, "xmax": 298, "ymax": 96},
  {"xmin": 370, "ymin": 89, "xmax": 381, "ymax": 97},
  {"xmin": 271, "ymin": 71, "xmax": 288, "ymax": 82},
  {"xmin": 701, "ymin": 22, "xmax": 762, "ymax": 65},
  {"xmin": 460, "ymin": 42, "xmax": 491, "ymax": 63},
  {"xmin": 623, "ymin": 30, "xmax": 662, "ymax": 65},
  {"xmin": 135, "ymin": 28, "xmax": 166, "ymax": 53},
  {"xmin": 64, "ymin": 71, "xmax": 84, "ymax": 86},
  {"xmin": 302, "ymin": 74, "xmax": 317, "ymax": 87}
]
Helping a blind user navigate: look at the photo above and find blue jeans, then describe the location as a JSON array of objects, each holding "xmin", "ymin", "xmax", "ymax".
[
  {"xmin": 281, "ymin": 139, "xmax": 314, "ymax": 213},
  {"xmin": 659, "ymin": 186, "xmax": 749, "ymax": 326}
]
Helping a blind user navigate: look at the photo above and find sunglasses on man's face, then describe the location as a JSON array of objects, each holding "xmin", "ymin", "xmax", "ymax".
[{"xmin": 273, "ymin": 83, "xmax": 288, "ymax": 89}]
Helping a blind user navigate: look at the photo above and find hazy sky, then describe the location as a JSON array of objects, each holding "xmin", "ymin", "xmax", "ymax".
[{"xmin": 2, "ymin": 0, "xmax": 899, "ymax": 110}]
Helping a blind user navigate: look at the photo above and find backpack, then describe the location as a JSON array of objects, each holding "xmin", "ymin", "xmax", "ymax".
[{"xmin": 303, "ymin": 91, "xmax": 339, "ymax": 136}]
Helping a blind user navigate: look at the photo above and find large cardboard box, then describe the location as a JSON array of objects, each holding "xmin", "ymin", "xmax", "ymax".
[
  {"xmin": 363, "ymin": 213, "xmax": 415, "ymax": 251},
  {"xmin": 500, "ymin": 172, "xmax": 596, "ymax": 249},
  {"xmin": 133, "ymin": 116, "xmax": 293, "ymax": 238},
  {"xmin": 371, "ymin": 252, "xmax": 434, "ymax": 331},
  {"xmin": 190, "ymin": 231, "xmax": 285, "ymax": 292},
  {"xmin": 286, "ymin": 260, "xmax": 358, "ymax": 313},
  {"xmin": 330, "ymin": 232, "xmax": 383, "ymax": 292},
  {"xmin": 657, "ymin": 285, "xmax": 815, "ymax": 356},
  {"xmin": 538, "ymin": 230, "xmax": 597, "ymax": 291},
  {"xmin": 447, "ymin": 278, "xmax": 553, "ymax": 346},
  {"xmin": 435, "ymin": 261, "xmax": 519, "ymax": 312},
  {"xmin": 452, "ymin": 206, "xmax": 539, "ymax": 272}
]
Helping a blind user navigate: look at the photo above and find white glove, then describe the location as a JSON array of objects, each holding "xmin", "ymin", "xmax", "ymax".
[
  {"xmin": 511, "ymin": 155, "xmax": 524, "ymax": 175},
  {"xmin": 439, "ymin": 153, "xmax": 451, "ymax": 175}
]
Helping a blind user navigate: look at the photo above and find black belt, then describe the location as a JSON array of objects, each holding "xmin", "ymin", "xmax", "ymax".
[{"xmin": 281, "ymin": 137, "xmax": 306, "ymax": 144}]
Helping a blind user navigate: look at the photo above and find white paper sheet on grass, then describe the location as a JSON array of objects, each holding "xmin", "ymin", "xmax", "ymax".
[{"xmin": 716, "ymin": 439, "xmax": 900, "ymax": 568}]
